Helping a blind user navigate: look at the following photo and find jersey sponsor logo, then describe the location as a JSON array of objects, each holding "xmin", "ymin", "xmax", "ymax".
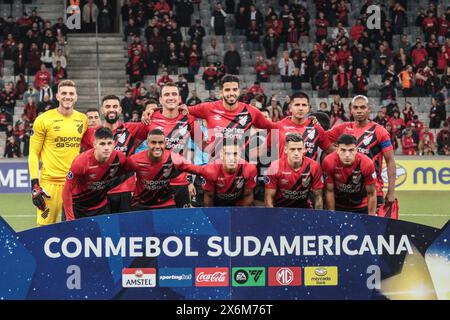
[
  {"xmin": 232, "ymin": 267, "xmax": 266, "ymax": 287},
  {"xmin": 158, "ymin": 268, "xmax": 193, "ymax": 287},
  {"xmin": 195, "ymin": 268, "xmax": 229, "ymax": 287},
  {"xmin": 263, "ymin": 176, "xmax": 270, "ymax": 184},
  {"xmin": 268, "ymin": 267, "xmax": 302, "ymax": 286},
  {"xmin": 122, "ymin": 268, "xmax": 156, "ymax": 288},
  {"xmin": 54, "ymin": 136, "xmax": 81, "ymax": 148},
  {"xmin": 304, "ymin": 266, "xmax": 338, "ymax": 286},
  {"xmin": 281, "ymin": 189, "xmax": 309, "ymax": 200},
  {"xmin": 351, "ymin": 171, "xmax": 362, "ymax": 185}
]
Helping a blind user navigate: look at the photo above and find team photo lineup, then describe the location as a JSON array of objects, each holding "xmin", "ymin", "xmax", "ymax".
[{"xmin": 29, "ymin": 76, "xmax": 397, "ymax": 226}]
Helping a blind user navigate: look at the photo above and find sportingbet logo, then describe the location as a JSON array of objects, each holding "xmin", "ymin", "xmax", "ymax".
[
  {"xmin": 159, "ymin": 268, "xmax": 193, "ymax": 287},
  {"xmin": 195, "ymin": 268, "xmax": 228, "ymax": 287},
  {"xmin": 304, "ymin": 266, "xmax": 338, "ymax": 286},
  {"xmin": 122, "ymin": 268, "xmax": 156, "ymax": 288},
  {"xmin": 232, "ymin": 267, "xmax": 265, "ymax": 287},
  {"xmin": 268, "ymin": 267, "xmax": 302, "ymax": 286}
]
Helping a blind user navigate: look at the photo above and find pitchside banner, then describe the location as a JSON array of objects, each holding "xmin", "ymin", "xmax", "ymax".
[
  {"xmin": 1, "ymin": 208, "xmax": 449, "ymax": 300},
  {"xmin": 0, "ymin": 162, "xmax": 30, "ymax": 193}
]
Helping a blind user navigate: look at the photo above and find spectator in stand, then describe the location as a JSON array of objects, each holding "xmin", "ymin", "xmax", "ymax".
[
  {"xmin": 39, "ymin": 82, "xmax": 53, "ymax": 102},
  {"xmin": 411, "ymin": 40, "xmax": 428, "ymax": 68},
  {"xmin": 392, "ymin": 3, "xmax": 407, "ymax": 36},
  {"xmin": 175, "ymin": 0, "xmax": 194, "ymax": 30},
  {"xmin": 165, "ymin": 42, "xmax": 179, "ymax": 75},
  {"xmin": 52, "ymin": 61, "xmax": 67, "ymax": 89},
  {"xmin": 248, "ymin": 81, "xmax": 265, "ymax": 99},
  {"xmin": 82, "ymin": 0, "xmax": 99, "ymax": 33},
  {"xmin": 34, "ymin": 64, "xmax": 51, "ymax": 90},
  {"xmin": 126, "ymin": 49, "xmax": 146, "ymax": 84},
  {"xmin": 234, "ymin": 6, "xmax": 247, "ymax": 35},
  {"xmin": 379, "ymin": 78, "xmax": 396, "ymax": 106},
  {"xmin": 278, "ymin": 50, "xmax": 295, "ymax": 82},
  {"xmin": 437, "ymin": 45, "xmax": 449, "ymax": 74},
  {"xmin": 385, "ymin": 121, "xmax": 398, "ymax": 152},
  {"xmin": 188, "ymin": 19, "xmax": 206, "ymax": 47},
  {"xmin": 246, "ymin": 20, "xmax": 262, "ymax": 56},
  {"xmin": 420, "ymin": 125, "xmax": 435, "ymax": 144},
  {"xmin": 27, "ymin": 42, "xmax": 41, "ymax": 76},
  {"xmin": 429, "ymin": 98, "xmax": 443, "ymax": 129},
  {"xmin": 12, "ymin": 43, "xmax": 26, "ymax": 76},
  {"xmin": 314, "ymin": 64, "xmax": 332, "ymax": 98},
  {"xmin": 223, "ymin": 43, "xmax": 241, "ymax": 75},
  {"xmin": 330, "ymin": 102, "xmax": 347, "ymax": 128},
  {"xmin": 2, "ymin": 82, "xmax": 16, "ymax": 115},
  {"xmin": 373, "ymin": 108, "xmax": 388, "ymax": 127},
  {"xmin": 263, "ymin": 28, "xmax": 280, "ymax": 59},
  {"xmin": 146, "ymin": 44, "xmax": 160, "ymax": 76},
  {"xmin": 52, "ymin": 49, "xmax": 67, "ymax": 69},
  {"xmin": 266, "ymin": 95, "xmax": 283, "ymax": 122},
  {"xmin": 205, "ymin": 38, "xmax": 222, "ymax": 66},
  {"xmin": 318, "ymin": 101, "xmax": 331, "ymax": 117},
  {"xmin": 123, "ymin": 18, "xmax": 141, "ymax": 41},
  {"xmin": 388, "ymin": 110, "xmax": 405, "ymax": 140},
  {"xmin": 315, "ymin": 11, "xmax": 329, "ymax": 42},
  {"xmin": 3, "ymin": 33, "xmax": 16, "ymax": 61},
  {"xmin": 255, "ymin": 55, "xmax": 270, "ymax": 82},
  {"xmin": 286, "ymin": 19, "xmax": 299, "ymax": 49},
  {"xmin": 175, "ymin": 74, "xmax": 189, "ymax": 103},
  {"xmin": 204, "ymin": 91, "xmax": 219, "ymax": 102},
  {"xmin": 212, "ymin": 2, "xmax": 227, "ymax": 36},
  {"xmin": 55, "ymin": 36, "xmax": 70, "ymax": 58},
  {"xmin": 335, "ymin": 65, "xmax": 349, "ymax": 97},
  {"xmin": 40, "ymin": 43, "xmax": 52, "ymax": 69},
  {"xmin": 15, "ymin": 74, "xmax": 27, "ymax": 100},
  {"xmin": 418, "ymin": 133, "xmax": 436, "ymax": 155},
  {"xmin": 202, "ymin": 63, "xmax": 218, "ymax": 91},
  {"xmin": 406, "ymin": 114, "xmax": 424, "ymax": 145},
  {"xmin": 37, "ymin": 94, "xmax": 56, "ymax": 114},
  {"xmin": 437, "ymin": 13, "xmax": 449, "ymax": 45},
  {"xmin": 398, "ymin": 65, "xmax": 414, "ymax": 97},
  {"xmin": 53, "ymin": 17, "xmax": 68, "ymax": 38},
  {"xmin": 98, "ymin": 0, "xmax": 114, "ymax": 33},
  {"xmin": 3, "ymin": 136, "xmax": 21, "ymax": 158},
  {"xmin": 422, "ymin": 10, "xmax": 438, "ymax": 42},
  {"xmin": 351, "ymin": 68, "xmax": 368, "ymax": 96},
  {"xmin": 350, "ymin": 19, "xmax": 365, "ymax": 41},
  {"xmin": 437, "ymin": 121, "xmax": 450, "ymax": 155},
  {"xmin": 0, "ymin": 107, "xmax": 11, "ymax": 132},
  {"xmin": 291, "ymin": 67, "xmax": 302, "ymax": 92},
  {"xmin": 23, "ymin": 96, "xmax": 37, "ymax": 123},
  {"xmin": 157, "ymin": 71, "xmax": 174, "ymax": 88},
  {"xmin": 402, "ymin": 101, "xmax": 415, "ymax": 123},
  {"xmin": 401, "ymin": 128, "xmax": 417, "ymax": 155},
  {"xmin": 186, "ymin": 90, "xmax": 202, "ymax": 106}
]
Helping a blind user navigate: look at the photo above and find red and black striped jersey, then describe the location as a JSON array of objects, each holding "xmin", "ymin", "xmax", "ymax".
[
  {"xmin": 327, "ymin": 121, "xmax": 393, "ymax": 196},
  {"xmin": 188, "ymin": 101, "xmax": 277, "ymax": 159},
  {"xmin": 269, "ymin": 117, "xmax": 332, "ymax": 161},
  {"xmin": 64, "ymin": 149, "xmax": 127, "ymax": 216},
  {"xmin": 81, "ymin": 122, "xmax": 149, "ymax": 193},
  {"xmin": 180, "ymin": 159, "xmax": 257, "ymax": 207},
  {"xmin": 148, "ymin": 110, "xmax": 196, "ymax": 186},
  {"xmin": 265, "ymin": 156, "xmax": 324, "ymax": 208},
  {"xmin": 322, "ymin": 152, "xmax": 376, "ymax": 209},
  {"xmin": 125, "ymin": 150, "xmax": 183, "ymax": 209}
]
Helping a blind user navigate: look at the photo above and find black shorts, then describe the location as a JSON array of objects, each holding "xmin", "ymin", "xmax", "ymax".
[
  {"xmin": 130, "ymin": 204, "xmax": 177, "ymax": 211},
  {"xmin": 377, "ymin": 196, "xmax": 384, "ymax": 207},
  {"xmin": 191, "ymin": 176, "xmax": 205, "ymax": 207},
  {"xmin": 171, "ymin": 185, "xmax": 190, "ymax": 208},
  {"xmin": 74, "ymin": 203, "xmax": 110, "ymax": 219},
  {"xmin": 335, "ymin": 206, "xmax": 369, "ymax": 214},
  {"xmin": 254, "ymin": 181, "xmax": 265, "ymax": 202},
  {"xmin": 107, "ymin": 192, "xmax": 132, "ymax": 213}
]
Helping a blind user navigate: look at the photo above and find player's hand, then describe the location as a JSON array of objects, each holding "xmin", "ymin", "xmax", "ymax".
[
  {"xmin": 309, "ymin": 115, "xmax": 318, "ymax": 125},
  {"xmin": 31, "ymin": 179, "xmax": 51, "ymax": 211},
  {"xmin": 385, "ymin": 191, "xmax": 395, "ymax": 203},
  {"xmin": 141, "ymin": 106, "xmax": 159, "ymax": 125},
  {"xmin": 188, "ymin": 183, "xmax": 196, "ymax": 198},
  {"xmin": 179, "ymin": 104, "xmax": 189, "ymax": 115}
]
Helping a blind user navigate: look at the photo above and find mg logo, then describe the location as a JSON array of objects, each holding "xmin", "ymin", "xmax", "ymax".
[{"xmin": 276, "ymin": 268, "xmax": 294, "ymax": 285}]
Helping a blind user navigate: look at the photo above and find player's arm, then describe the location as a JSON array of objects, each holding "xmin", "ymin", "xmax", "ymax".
[
  {"xmin": 383, "ymin": 149, "xmax": 396, "ymax": 202},
  {"xmin": 242, "ymin": 188, "xmax": 254, "ymax": 206},
  {"xmin": 313, "ymin": 189, "xmax": 323, "ymax": 210},
  {"xmin": 366, "ymin": 183, "xmax": 377, "ymax": 216},
  {"xmin": 252, "ymin": 106, "xmax": 279, "ymax": 129},
  {"xmin": 325, "ymin": 183, "xmax": 335, "ymax": 210},
  {"xmin": 62, "ymin": 176, "xmax": 75, "ymax": 221},
  {"xmin": 28, "ymin": 116, "xmax": 51, "ymax": 210},
  {"xmin": 316, "ymin": 123, "xmax": 335, "ymax": 155},
  {"xmin": 264, "ymin": 188, "xmax": 276, "ymax": 208}
]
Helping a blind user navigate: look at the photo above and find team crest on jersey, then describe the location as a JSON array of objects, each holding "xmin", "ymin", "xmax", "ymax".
[
  {"xmin": 263, "ymin": 176, "xmax": 270, "ymax": 184},
  {"xmin": 351, "ymin": 171, "xmax": 362, "ymax": 185},
  {"xmin": 362, "ymin": 132, "xmax": 375, "ymax": 146},
  {"xmin": 236, "ymin": 177, "xmax": 245, "ymax": 189},
  {"xmin": 306, "ymin": 129, "xmax": 316, "ymax": 140},
  {"xmin": 162, "ymin": 165, "xmax": 173, "ymax": 178},
  {"xmin": 118, "ymin": 132, "xmax": 127, "ymax": 144},
  {"xmin": 238, "ymin": 115, "xmax": 248, "ymax": 126},
  {"xmin": 109, "ymin": 166, "xmax": 119, "ymax": 177},
  {"xmin": 301, "ymin": 173, "xmax": 311, "ymax": 188},
  {"xmin": 77, "ymin": 124, "xmax": 83, "ymax": 134},
  {"xmin": 67, "ymin": 171, "xmax": 73, "ymax": 180},
  {"xmin": 178, "ymin": 125, "xmax": 188, "ymax": 136}
]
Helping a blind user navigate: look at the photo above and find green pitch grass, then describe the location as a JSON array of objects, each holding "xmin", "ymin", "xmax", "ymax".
[{"xmin": 0, "ymin": 192, "xmax": 449, "ymax": 232}]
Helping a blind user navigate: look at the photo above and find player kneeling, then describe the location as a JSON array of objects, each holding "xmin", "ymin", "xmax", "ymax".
[
  {"xmin": 264, "ymin": 133, "xmax": 324, "ymax": 209},
  {"xmin": 322, "ymin": 134, "xmax": 377, "ymax": 215},
  {"xmin": 63, "ymin": 127, "xmax": 128, "ymax": 220}
]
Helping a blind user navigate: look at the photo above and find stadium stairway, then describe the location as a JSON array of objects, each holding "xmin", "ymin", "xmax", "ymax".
[{"xmin": 67, "ymin": 33, "xmax": 128, "ymax": 111}]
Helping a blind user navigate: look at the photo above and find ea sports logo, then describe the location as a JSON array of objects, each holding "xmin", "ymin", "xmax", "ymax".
[
  {"xmin": 234, "ymin": 270, "xmax": 248, "ymax": 285},
  {"xmin": 276, "ymin": 268, "xmax": 293, "ymax": 285}
]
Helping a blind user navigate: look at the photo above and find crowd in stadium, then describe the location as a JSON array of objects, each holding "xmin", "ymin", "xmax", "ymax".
[{"xmin": 0, "ymin": 0, "xmax": 450, "ymax": 159}]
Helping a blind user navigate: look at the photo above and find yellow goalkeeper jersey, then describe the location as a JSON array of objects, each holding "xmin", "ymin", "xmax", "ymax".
[{"xmin": 28, "ymin": 108, "xmax": 88, "ymax": 184}]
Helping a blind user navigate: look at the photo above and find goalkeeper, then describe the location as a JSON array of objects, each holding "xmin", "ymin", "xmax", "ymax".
[{"xmin": 28, "ymin": 80, "xmax": 88, "ymax": 226}]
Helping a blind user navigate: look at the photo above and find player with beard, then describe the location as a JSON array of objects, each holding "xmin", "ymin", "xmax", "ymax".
[
  {"xmin": 62, "ymin": 127, "xmax": 127, "ymax": 220},
  {"xmin": 322, "ymin": 134, "xmax": 377, "ymax": 215},
  {"xmin": 81, "ymin": 95, "xmax": 149, "ymax": 213},
  {"xmin": 173, "ymin": 139, "xmax": 258, "ymax": 207},
  {"xmin": 265, "ymin": 134, "xmax": 324, "ymax": 209},
  {"xmin": 143, "ymin": 74, "xmax": 278, "ymax": 161},
  {"xmin": 327, "ymin": 95, "xmax": 396, "ymax": 210},
  {"xmin": 267, "ymin": 92, "xmax": 333, "ymax": 161},
  {"xmin": 138, "ymin": 84, "xmax": 199, "ymax": 208},
  {"xmin": 124, "ymin": 129, "xmax": 193, "ymax": 210}
]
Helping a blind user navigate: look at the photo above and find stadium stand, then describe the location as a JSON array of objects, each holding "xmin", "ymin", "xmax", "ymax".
[{"xmin": 0, "ymin": 0, "xmax": 449, "ymax": 157}]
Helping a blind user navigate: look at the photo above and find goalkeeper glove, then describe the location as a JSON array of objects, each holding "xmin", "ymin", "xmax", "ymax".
[{"xmin": 31, "ymin": 179, "xmax": 51, "ymax": 211}]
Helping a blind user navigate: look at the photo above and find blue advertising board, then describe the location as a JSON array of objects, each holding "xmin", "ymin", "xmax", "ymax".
[
  {"xmin": 0, "ymin": 208, "xmax": 449, "ymax": 300},
  {"xmin": 0, "ymin": 162, "xmax": 30, "ymax": 193}
]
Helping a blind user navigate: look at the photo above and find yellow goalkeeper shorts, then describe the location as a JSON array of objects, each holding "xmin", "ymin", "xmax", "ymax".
[{"xmin": 36, "ymin": 181, "xmax": 64, "ymax": 226}]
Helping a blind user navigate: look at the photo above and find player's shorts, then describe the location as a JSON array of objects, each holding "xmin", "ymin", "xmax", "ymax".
[
  {"xmin": 376, "ymin": 196, "xmax": 384, "ymax": 207},
  {"xmin": 74, "ymin": 203, "xmax": 110, "ymax": 219},
  {"xmin": 254, "ymin": 181, "xmax": 265, "ymax": 202},
  {"xmin": 36, "ymin": 181, "xmax": 64, "ymax": 226},
  {"xmin": 335, "ymin": 206, "xmax": 369, "ymax": 214},
  {"xmin": 131, "ymin": 204, "xmax": 177, "ymax": 211},
  {"xmin": 107, "ymin": 192, "xmax": 132, "ymax": 213},
  {"xmin": 172, "ymin": 185, "xmax": 190, "ymax": 208}
]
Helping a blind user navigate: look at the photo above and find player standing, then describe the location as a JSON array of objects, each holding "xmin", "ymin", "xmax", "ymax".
[
  {"xmin": 28, "ymin": 80, "xmax": 88, "ymax": 226},
  {"xmin": 82, "ymin": 95, "xmax": 149, "ymax": 213},
  {"xmin": 264, "ymin": 134, "xmax": 324, "ymax": 209},
  {"xmin": 62, "ymin": 127, "xmax": 127, "ymax": 220},
  {"xmin": 327, "ymin": 95, "xmax": 396, "ymax": 208},
  {"xmin": 322, "ymin": 134, "xmax": 377, "ymax": 215}
]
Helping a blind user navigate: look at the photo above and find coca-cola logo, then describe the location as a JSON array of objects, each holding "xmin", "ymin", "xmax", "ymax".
[{"xmin": 195, "ymin": 268, "xmax": 229, "ymax": 287}]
